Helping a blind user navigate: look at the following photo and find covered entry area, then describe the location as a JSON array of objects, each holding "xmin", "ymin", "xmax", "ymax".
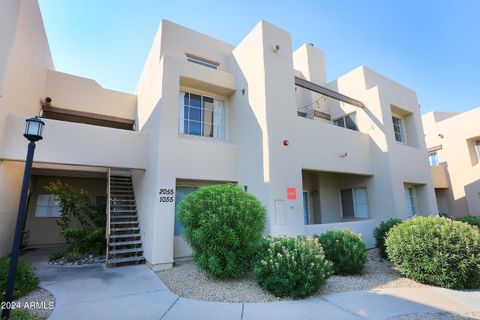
[
  {"xmin": 301, "ymin": 169, "xmax": 373, "ymax": 225},
  {"xmin": 22, "ymin": 164, "xmax": 108, "ymax": 250}
]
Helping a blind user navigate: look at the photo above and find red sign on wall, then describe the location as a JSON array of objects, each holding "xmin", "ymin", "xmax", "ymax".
[{"xmin": 287, "ymin": 188, "xmax": 296, "ymax": 200}]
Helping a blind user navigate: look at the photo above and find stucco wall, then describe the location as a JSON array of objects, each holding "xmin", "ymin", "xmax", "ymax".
[
  {"xmin": 423, "ymin": 108, "xmax": 480, "ymax": 216},
  {"xmin": 0, "ymin": 0, "xmax": 53, "ymax": 257}
]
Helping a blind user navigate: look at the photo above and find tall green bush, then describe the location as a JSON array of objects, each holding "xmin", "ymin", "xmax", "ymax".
[
  {"xmin": 386, "ymin": 216, "xmax": 480, "ymax": 289},
  {"xmin": 178, "ymin": 184, "xmax": 265, "ymax": 278},
  {"xmin": 1, "ymin": 258, "xmax": 39, "ymax": 301},
  {"xmin": 45, "ymin": 181, "xmax": 106, "ymax": 257},
  {"xmin": 373, "ymin": 218, "xmax": 402, "ymax": 258},
  {"xmin": 253, "ymin": 236, "xmax": 333, "ymax": 298},
  {"xmin": 456, "ymin": 216, "xmax": 480, "ymax": 229},
  {"xmin": 315, "ymin": 229, "xmax": 367, "ymax": 275}
]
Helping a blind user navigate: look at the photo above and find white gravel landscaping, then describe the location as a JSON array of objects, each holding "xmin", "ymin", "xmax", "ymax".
[
  {"xmin": 156, "ymin": 248, "xmax": 428, "ymax": 303},
  {"xmin": 13, "ymin": 287, "xmax": 55, "ymax": 319}
]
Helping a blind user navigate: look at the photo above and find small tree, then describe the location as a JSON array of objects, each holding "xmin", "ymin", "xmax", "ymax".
[
  {"xmin": 178, "ymin": 184, "xmax": 266, "ymax": 278},
  {"xmin": 46, "ymin": 181, "xmax": 106, "ymax": 258}
]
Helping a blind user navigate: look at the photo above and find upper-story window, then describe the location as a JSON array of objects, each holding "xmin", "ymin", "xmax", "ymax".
[
  {"xmin": 186, "ymin": 53, "xmax": 219, "ymax": 70},
  {"xmin": 333, "ymin": 113, "xmax": 358, "ymax": 131},
  {"xmin": 392, "ymin": 115, "xmax": 406, "ymax": 143},
  {"xmin": 179, "ymin": 91, "xmax": 225, "ymax": 140},
  {"xmin": 475, "ymin": 140, "xmax": 480, "ymax": 159},
  {"xmin": 428, "ymin": 151, "xmax": 439, "ymax": 166}
]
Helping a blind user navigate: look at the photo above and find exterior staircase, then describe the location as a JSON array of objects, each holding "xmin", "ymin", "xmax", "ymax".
[{"xmin": 106, "ymin": 173, "xmax": 145, "ymax": 267}]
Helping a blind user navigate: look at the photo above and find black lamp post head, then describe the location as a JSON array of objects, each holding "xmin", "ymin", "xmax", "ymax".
[{"xmin": 24, "ymin": 116, "xmax": 45, "ymax": 142}]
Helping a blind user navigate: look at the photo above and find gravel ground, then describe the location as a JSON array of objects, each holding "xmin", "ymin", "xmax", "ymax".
[
  {"xmin": 390, "ymin": 312, "xmax": 480, "ymax": 319},
  {"xmin": 156, "ymin": 248, "xmax": 427, "ymax": 303},
  {"xmin": 13, "ymin": 287, "xmax": 55, "ymax": 319}
]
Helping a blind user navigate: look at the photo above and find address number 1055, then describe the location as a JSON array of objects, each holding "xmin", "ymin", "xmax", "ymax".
[{"xmin": 159, "ymin": 188, "xmax": 174, "ymax": 202}]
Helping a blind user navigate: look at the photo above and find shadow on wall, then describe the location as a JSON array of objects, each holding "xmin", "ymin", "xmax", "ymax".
[
  {"xmin": 465, "ymin": 179, "xmax": 480, "ymax": 216},
  {"xmin": 227, "ymin": 54, "xmax": 271, "ymax": 234}
]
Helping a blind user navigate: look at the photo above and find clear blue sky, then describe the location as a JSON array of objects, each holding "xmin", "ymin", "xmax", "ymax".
[{"xmin": 38, "ymin": 0, "xmax": 480, "ymax": 114}]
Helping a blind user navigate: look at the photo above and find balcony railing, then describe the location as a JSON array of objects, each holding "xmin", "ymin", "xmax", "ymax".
[{"xmin": 295, "ymin": 77, "xmax": 364, "ymax": 130}]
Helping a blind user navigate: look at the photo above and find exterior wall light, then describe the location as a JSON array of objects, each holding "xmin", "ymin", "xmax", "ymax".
[
  {"xmin": 272, "ymin": 44, "xmax": 280, "ymax": 52},
  {"xmin": 2, "ymin": 116, "xmax": 45, "ymax": 319},
  {"xmin": 283, "ymin": 139, "xmax": 289, "ymax": 146},
  {"xmin": 340, "ymin": 152, "xmax": 348, "ymax": 158}
]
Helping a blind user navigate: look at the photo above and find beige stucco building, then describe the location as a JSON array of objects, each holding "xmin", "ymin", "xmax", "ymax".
[
  {"xmin": 422, "ymin": 108, "xmax": 480, "ymax": 217},
  {"xmin": 0, "ymin": 0, "xmax": 438, "ymax": 270}
]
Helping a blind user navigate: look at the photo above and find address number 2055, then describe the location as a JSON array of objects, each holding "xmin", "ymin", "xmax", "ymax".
[{"xmin": 159, "ymin": 188, "xmax": 174, "ymax": 202}]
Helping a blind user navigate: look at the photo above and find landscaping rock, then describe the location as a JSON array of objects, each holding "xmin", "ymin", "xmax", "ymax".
[{"xmin": 157, "ymin": 249, "xmax": 428, "ymax": 303}]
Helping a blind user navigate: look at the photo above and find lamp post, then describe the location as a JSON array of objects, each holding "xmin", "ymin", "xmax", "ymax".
[{"xmin": 1, "ymin": 117, "xmax": 44, "ymax": 319}]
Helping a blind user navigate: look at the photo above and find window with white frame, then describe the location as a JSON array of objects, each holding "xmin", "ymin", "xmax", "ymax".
[
  {"xmin": 35, "ymin": 194, "xmax": 61, "ymax": 218},
  {"xmin": 341, "ymin": 188, "xmax": 370, "ymax": 219},
  {"xmin": 392, "ymin": 116, "xmax": 406, "ymax": 143},
  {"xmin": 404, "ymin": 187, "xmax": 417, "ymax": 216},
  {"xmin": 178, "ymin": 91, "xmax": 225, "ymax": 139},
  {"xmin": 475, "ymin": 140, "xmax": 480, "ymax": 159},
  {"xmin": 185, "ymin": 54, "xmax": 219, "ymax": 70},
  {"xmin": 428, "ymin": 151, "xmax": 439, "ymax": 166},
  {"xmin": 333, "ymin": 113, "xmax": 358, "ymax": 131}
]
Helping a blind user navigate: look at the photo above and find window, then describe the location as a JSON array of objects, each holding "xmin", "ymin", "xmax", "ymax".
[
  {"xmin": 303, "ymin": 191, "xmax": 310, "ymax": 225},
  {"xmin": 341, "ymin": 188, "xmax": 369, "ymax": 218},
  {"xmin": 475, "ymin": 140, "xmax": 480, "ymax": 159},
  {"xmin": 35, "ymin": 194, "xmax": 61, "ymax": 218},
  {"xmin": 174, "ymin": 186, "xmax": 198, "ymax": 235},
  {"xmin": 179, "ymin": 92, "xmax": 225, "ymax": 139},
  {"xmin": 392, "ymin": 116, "xmax": 406, "ymax": 143},
  {"xmin": 186, "ymin": 54, "xmax": 219, "ymax": 70},
  {"xmin": 404, "ymin": 187, "xmax": 416, "ymax": 216},
  {"xmin": 428, "ymin": 152, "xmax": 439, "ymax": 166},
  {"xmin": 333, "ymin": 114, "xmax": 358, "ymax": 131}
]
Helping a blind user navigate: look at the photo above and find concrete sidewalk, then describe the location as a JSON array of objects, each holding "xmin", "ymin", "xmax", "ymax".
[{"xmin": 35, "ymin": 262, "xmax": 480, "ymax": 320}]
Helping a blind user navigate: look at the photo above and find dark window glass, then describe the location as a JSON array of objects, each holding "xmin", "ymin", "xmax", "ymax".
[{"xmin": 341, "ymin": 189, "xmax": 355, "ymax": 218}]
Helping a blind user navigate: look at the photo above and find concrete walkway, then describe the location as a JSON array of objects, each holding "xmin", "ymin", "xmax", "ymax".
[{"xmin": 34, "ymin": 262, "xmax": 480, "ymax": 320}]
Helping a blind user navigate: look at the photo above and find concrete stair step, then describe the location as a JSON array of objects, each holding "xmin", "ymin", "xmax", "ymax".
[
  {"xmin": 111, "ymin": 221, "xmax": 138, "ymax": 225},
  {"xmin": 111, "ymin": 215, "xmax": 138, "ymax": 220},
  {"xmin": 109, "ymin": 240, "xmax": 142, "ymax": 247},
  {"xmin": 109, "ymin": 248, "xmax": 143, "ymax": 255},
  {"xmin": 111, "ymin": 227, "xmax": 140, "ymax": 231},
  {"xmin": 107, "ymin": 256, "xmax": 145, "ymax": 266},
  {"xmin": 110, "ymin": 234, "xmax": 141, "ymax": 239}
]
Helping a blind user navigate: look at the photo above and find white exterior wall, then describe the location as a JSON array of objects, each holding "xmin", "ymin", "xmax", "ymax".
[
  {"xmin": 0, "ymin": 0, "xmax": 54, "ymax": 257},
  {"xmin": 0, "ymin": 7, "xmax": 438, "ymax": 264},
  {"xmin": 422, "ymin": 108, "xmax": 480, "ymax": 216}
]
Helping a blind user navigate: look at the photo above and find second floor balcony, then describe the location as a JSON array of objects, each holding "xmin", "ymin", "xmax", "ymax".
[{"xmin": 295, "ymin": 76, "xmax": 364, "ymax": 132}]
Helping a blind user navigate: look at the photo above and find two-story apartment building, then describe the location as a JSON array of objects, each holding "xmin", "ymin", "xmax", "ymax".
[
  {"xmin": 0, "ymin": 0, "xmax": 437, "ymax": 271},
  {"xmin": 422, "ymin": 108, "xmax": 480, "ymax": 217}
]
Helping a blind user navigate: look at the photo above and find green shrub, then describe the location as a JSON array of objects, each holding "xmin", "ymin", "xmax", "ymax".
[
  {"xmin": 10, "ymin": 309, "xmax": 46, "ymax": 320},
  {"xmin": 178, "ymin": 184, "xmax": 265, "ymax": 279},
  {"xmin": 386, "ymin": 216, "xmax": 480, "ymax": 289},
  {"xmin": 373, "ymin": 218, "xmax": 403, "ymax": 258},
  {"xmin": 45, "ymin": 181, "xmax": 106, "ymax": 258},
  {"xmin": 456, "ymin": 216, "xmax": 480, "ymax": 229},
  {"xmin": 1, "ymin": 258, "xmax": 39, "ymax": 301},
  {"xmin": 253, "ymin": 235, "xmax": 333, "ymax": 299},
  {"xmin": 315, "ymin": 229, "xmax": 367, "ymax": 275}
]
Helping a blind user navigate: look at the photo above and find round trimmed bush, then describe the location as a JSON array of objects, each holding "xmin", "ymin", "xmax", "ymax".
[
  {"xmin": 315, "ymin": 229, "xmax": 367, "ymax": 275},
  {"xmin": 1, "ymin": 257, "xmax": 39, "ymax": 301},
  {"xmin": 456, "ymin": 216, "xmax": 480, "ymax": 229},
  {"xmin": 178, "ymin": 184, "xmax": 265, "ymax": 279},
  {"xmin": 373, "ymin": 218, "xmax": 403, "ymax": 258},
  {"xmin": 386, "ymin": 216, "xmax": 480, "ymax": 289},
  {"xmin": 253, "ymin": 235, "xmax": 333, "ymax": 298}
]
